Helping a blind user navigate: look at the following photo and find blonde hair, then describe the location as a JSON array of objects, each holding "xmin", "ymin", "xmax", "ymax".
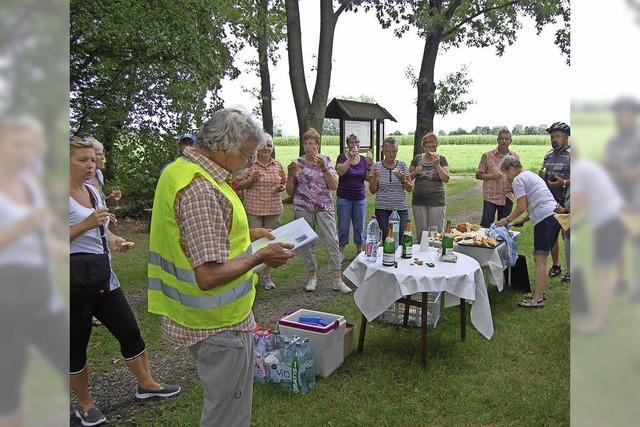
[
  {"xmin": 421, "ymin": 132, "xmax": 437, "ymax": 145},
  {"xmin": 302, "ymin": 128, "xmax": 321, "ymax": 145},
  {"xmin": 69, "ymin": 136, "xmax": 94, "ymax": 155}
]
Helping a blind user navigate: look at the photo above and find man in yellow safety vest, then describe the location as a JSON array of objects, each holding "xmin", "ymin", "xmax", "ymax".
[{"xmin": 148, "ymin": 107, "xmax": 294, "ymax": 426}]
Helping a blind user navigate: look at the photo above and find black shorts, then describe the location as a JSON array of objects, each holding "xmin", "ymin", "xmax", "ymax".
[
  {"xmin": 594, "ymin": 217, "xmax": 626, "ymax": 265},
  {"xmin": 533, "ymin": 215, "xmax": 562, "ymax": 254}
]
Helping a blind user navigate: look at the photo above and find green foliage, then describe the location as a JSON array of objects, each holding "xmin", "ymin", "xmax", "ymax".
[
  {"xmin": 112, "ymin": 130, "xmax": 177, "ymax": 214},
  {"xmin": 70, "ymin": 0, "xmax": 244, "ymax": 178}
]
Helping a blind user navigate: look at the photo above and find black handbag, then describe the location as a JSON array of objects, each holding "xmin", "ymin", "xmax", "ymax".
[
  {"xmin": 70, "ymin": 185, "xmax": 111, "ymax": 298},
  {"xmin": 504, "ymin": 254, "xmax": 531, "ymax": 292}
]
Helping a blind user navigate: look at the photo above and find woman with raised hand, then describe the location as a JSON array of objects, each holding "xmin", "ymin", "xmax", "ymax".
[
  {"xmin": 69, "ymin": 137, "xmax": 179, "ymax": 426},
  {"xmin": 235, "ymin": 133, "xmax": 287, "ymax": 289},
  {"xmin": 409, "ymin": 132, "xmax": 450, "ymax": 243},
  {"xmin": 369, "ymin": 136, "xmax": 413, "ymax": 240},
  {"xmin": 286, "ymin": 128, "xmax": 351, "ymax": 293},
  {"xmin": 335, "ymin": 134, "xmax": 373, "ymax": 258}
]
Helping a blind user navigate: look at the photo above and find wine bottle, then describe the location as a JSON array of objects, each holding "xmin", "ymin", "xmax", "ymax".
[
  {"xmin": 401, "ymin": 219, "xmax": 413, "ymax": 259},
  {"xmin": 382, "ymin": 228, "xmax": 396, "ymax": 266}
]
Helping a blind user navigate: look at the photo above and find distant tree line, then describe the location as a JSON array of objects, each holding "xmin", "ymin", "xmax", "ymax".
[{"xmin": 332, "ymin": 124, "xmax": 551, "ymax": 138}]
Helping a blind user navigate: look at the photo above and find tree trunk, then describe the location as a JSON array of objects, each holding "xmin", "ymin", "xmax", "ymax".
[
  {"xmin": 258, "ymin": 0, "xmax": 273, "ymax": 137},
  {"xmin": 257, "ymin": 0, "xmax": 275, "ymax": 157},
  {"xmin": 414, "ymin": 32, "xmax": 442, "ymax": 158},
  {"xmin": 285, "ymin": 0, "xmax": 311, "ymax": 155},
  {"xmin": 285, "ymin": 0, "xmax": 345, "ymax": 155}
]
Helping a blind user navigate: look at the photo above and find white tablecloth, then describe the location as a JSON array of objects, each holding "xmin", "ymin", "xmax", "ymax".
[
  {"xmin": 454, "ymin": 243, "xmax": 508, "ymax": 291},
  {"xmin": 427, "ymin": 230, "xmax": 520, "ymax": 291},
  {"xmin": 343, "ymin": 246, "xmax": 494, "ymax": 339}
]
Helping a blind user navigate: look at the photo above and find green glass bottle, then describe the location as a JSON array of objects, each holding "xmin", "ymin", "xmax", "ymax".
[
  {"xmin": 441, "ymin": 220, "xmax": 454, "ymax": 256},
  {"xmin": 401, "ymin": 220, "xmax": 413, "ymax": 259},
  {"xmin": 382, "ymin": 228, "xmax": 396, "ymax": 266}
]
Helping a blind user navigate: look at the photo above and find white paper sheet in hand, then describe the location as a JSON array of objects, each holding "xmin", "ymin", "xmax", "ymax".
[{"xmin": 251, "ymin": 218, "xmax": 319, "ymax": 272}]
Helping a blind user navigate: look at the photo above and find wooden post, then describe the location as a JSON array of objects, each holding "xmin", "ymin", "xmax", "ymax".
[
  {"xmin": 357, "ymin": 314, "xmax": 367, "ymax": 353},
  {"xmin": 339, "ymin": 118, "xmax": 345, "ymax": 156},
  {"xmin": 420, "ymin": 292, "xmax": 428, "ymax": 368},
  {"xmin": 460, "ymin": 298, "xmax": 467, "ymax": 341},
  {"xmin": 402, "ymin": 294, "xmax": 411, "ymax": 327}
]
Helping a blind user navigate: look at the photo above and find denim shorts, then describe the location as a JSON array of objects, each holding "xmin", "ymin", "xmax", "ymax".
[{"xmin": 533, "ymin": 215, "xmax": 562, "ymax": 254}]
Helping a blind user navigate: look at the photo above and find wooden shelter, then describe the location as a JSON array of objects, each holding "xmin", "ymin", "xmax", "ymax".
[{"xmin": 324, "ymin": 98, "xmax": 397, "ymax": 161}]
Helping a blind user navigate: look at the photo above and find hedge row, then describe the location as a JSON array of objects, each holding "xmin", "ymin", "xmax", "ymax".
[{"xmin": 273, "ymin": 134, "xmax": 548, "ymax": 146}]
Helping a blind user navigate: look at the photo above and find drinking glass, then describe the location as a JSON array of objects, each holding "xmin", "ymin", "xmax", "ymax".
[
  {"xmin": 112, "ymin": 186, "xmax": 122, "ymax": 210},
  {"xmin": 429, "ymin": 226, "xmax": 439, "ymax": 247}
]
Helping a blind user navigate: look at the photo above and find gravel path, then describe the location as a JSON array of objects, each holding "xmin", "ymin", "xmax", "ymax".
[{"xmin": 69, "ymin": 269, "xmax": 348, "ymax": 425}]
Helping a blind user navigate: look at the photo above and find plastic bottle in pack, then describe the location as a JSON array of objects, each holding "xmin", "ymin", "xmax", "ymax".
[
  {"xmin": 364, "ymin": 215, "xmax": 381, "ymax": 263},
  {"xmin": 301, "ymin": 338, "xmax": 315, "ymax": 391},
  {"xmin": 292, "ymin": 342, "xmax": 302, "ymax": 393},
  {"xmin": 389, "ymin": 210, "xmax": 400, "ymax": 249}
]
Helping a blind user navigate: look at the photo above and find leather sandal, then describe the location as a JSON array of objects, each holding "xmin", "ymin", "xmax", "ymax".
[{"xmin": 518, "ymin": 298, "xmax": 545, "ymax": 308}]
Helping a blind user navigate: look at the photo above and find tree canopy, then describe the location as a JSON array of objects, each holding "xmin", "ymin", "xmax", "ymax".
[{"xmin": 70, "ymin": 0, "xmax": 245, "ymax": 177}]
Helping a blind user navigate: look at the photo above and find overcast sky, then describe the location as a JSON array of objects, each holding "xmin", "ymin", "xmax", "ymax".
[{"xmin": 220, "ymin": 2, "xmax": 574, "ymax": 136}]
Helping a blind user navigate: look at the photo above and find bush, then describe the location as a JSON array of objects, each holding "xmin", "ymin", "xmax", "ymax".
[{"xmin": 112, "ymin": 131, "xmax": 176, "ymax": 216}]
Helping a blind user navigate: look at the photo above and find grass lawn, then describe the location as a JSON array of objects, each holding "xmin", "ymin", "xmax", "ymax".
[
  {"xmin": 274, "ymin": 144, "xmax": 549, "ymax": 175},
  {"xmin": 93, "ymin": 174, "xmax": 570, "ymax": 426}
]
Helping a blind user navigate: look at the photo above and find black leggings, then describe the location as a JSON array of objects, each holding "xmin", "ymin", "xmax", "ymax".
[
  {"xmin": 70, "ymin": 287, "xmax": 145, "ymax": 374},
  {"xmin": 0, "ymin": 266, "xmax": 67, "ymax": 416}
]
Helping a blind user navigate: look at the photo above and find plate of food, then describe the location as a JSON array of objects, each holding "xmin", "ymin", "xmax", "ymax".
[
  {"xmin": 455, "ymin": 222, "xmax": 481, "ymax": 233},
  {"xmin": 457, "ymin": 235, "xmax": 499, "ymax": 249}
]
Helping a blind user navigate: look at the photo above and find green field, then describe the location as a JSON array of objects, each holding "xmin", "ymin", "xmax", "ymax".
[
  {"xmin": 274, "ymin": 134, "xmax": 548, "ymax": 146},
  {"xmin": 274, "ymin": 144, "xmax": 550, "ymax": 174}
]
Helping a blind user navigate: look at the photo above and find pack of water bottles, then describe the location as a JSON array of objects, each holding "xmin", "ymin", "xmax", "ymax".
[{"xmin": 253, "ymin": 328, "xmax": 316, "ymax": 394}]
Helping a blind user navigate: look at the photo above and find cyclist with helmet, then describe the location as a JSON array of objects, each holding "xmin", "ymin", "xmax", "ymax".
[{"xmin": 539, "ymin": 122, "xmax": 571, "ymax": 282}]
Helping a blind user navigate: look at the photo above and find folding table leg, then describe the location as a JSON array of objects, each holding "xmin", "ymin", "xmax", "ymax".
[
  {"xmin": 420, "ymin": 292, "xmax": 428, "ymax": 368},
  {"xmin": 402, "ymin": 295, "xmax": 412, "ymax": 327},
  {"xmin": 460, "ymin": 298, "xmax": 467, "ymax": 341},
  {"xmin": 358, "ymin": 314, "xmax": 367, "ymax": 353}
]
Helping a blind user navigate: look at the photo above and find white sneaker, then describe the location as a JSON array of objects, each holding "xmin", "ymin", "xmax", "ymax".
[
  {"xmin": 305, "ymin": 277, "xmax": 318, "ymax": 292},
  {"xmin": 332, "ymin": 280, "xmax": 352, "ymax": 293}
]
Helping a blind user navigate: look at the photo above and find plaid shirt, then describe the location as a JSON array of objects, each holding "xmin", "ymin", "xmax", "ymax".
[
  {"xmin": 161, "ymin": 147, "xmax": 256, "ymax": 348},
  {"xmin": 476, "ymin": 148, "xmax": 518, "ymax": 205},
  {"xmin": 243, "ymin": 158, "xmax": 286, "ymax": 216}
]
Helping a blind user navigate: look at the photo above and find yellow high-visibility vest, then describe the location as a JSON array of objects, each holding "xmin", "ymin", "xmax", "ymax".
[{"xmin": 147, "ymin": 157, "xmax": 256, "ymax": 329}]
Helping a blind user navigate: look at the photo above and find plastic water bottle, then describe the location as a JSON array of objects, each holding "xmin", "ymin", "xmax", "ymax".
[
  {"xmin": 301, "ymin": 338, "xmax": 315, "ymax": 391},
  {"xmin": 389, "ymin": 210, "xmax": 400, "ymax": 249},
  {"xmin": 365, "ymin": 216, "xmax": 381, "ymax": 264}
]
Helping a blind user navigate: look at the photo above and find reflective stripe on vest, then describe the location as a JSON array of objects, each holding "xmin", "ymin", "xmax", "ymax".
[
  {"xmin": 148, "ymin": 276, "xmax": 254, "ymax": 308},
  {"xmin": 148, "ymin": 246, "xmax": 253, "ymax": 285}
]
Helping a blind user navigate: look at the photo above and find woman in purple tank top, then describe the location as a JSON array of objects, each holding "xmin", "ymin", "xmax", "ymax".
[{"xmin": 335, "ymin": 134, "xmax": 373, "ymax": 257}]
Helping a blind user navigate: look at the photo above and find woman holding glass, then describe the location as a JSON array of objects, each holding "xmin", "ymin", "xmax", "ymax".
[
  {"xmin": 69, "ymin": 137, "xmax": 179, "ymax": 425},
  {"xmin": 409, "ymin": 132, "xmax": 450, "ymax": 243},
  {"xmin": 286, "ymin": 128, "xmax": 351, "ymax": 293},
  {"xmin": 368, "ymin": 137, "xmax": 413, "ymax": 239},
  {"xmin": 335, "ymin": 134, "xmax": 373, "ymax": 257},
  {"xmin": 234, "ymin": 133, "xmax": 286, "ymax": 289}
]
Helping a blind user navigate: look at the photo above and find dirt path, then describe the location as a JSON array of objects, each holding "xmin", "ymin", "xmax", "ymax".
[{"xmin": 70, "ymin": 179, "xmax": 485, "ymax": 425}]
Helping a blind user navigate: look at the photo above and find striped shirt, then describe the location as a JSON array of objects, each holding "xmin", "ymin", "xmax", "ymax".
[
  {"xmin": 476, "ymin": 148, "xmax": 518, "ymax": 205},
  {"xmin": 243, "ymin": 158, "xmax": 286, "ymax": 216},
  {"xmin": 161, "ymin": 147, "xmax": 256, "ymax": 348},
  {"xmin": 370, "ymin": 160, "xmax": 410, "ymax": 210}
]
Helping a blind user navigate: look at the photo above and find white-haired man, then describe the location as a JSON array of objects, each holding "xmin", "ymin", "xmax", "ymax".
[{"xmin": 148, "ymin": 108, "xmax": 294, "ymax": 426}]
